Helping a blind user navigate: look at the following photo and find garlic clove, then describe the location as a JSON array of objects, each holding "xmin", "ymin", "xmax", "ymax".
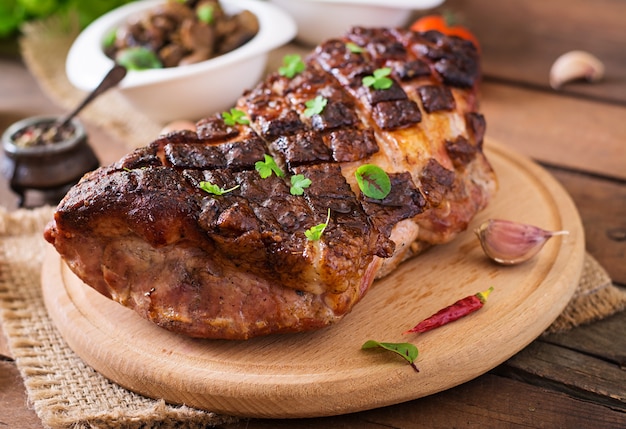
[
  {"xmin": 474, "ymin": 219, "xmax": 569, "ymax": 265},
  {"xmin": 549, "ymin": 50, "xmax": 605, "ymax": 90}
]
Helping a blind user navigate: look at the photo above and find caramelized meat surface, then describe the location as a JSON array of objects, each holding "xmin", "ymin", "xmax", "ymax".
[{"xmin": 44, "ymin": 27, "xmax": 496, "ymax": 339}]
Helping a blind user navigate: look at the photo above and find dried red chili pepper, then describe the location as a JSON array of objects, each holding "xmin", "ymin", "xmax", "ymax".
[{"xmin": 404, "ymin": 287, "xmax": 494, "ymax": 334}]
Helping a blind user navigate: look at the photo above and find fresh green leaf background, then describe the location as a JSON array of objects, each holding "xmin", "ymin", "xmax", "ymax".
[{"xmin": 0, "ymin": 0, "xmax": 137, "ymax": 38}]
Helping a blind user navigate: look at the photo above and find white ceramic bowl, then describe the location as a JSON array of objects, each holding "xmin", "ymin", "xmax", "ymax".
[
  {"xmin": 66, "ymin": 0, "xmax": 297, "ymax": 123},
  {"xmin": 269, "ymin": 0, "xmax": 445, "ymax": 46}
]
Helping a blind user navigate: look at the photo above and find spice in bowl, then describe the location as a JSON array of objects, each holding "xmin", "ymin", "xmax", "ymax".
[{"xmin": 10, "ymin": 120, "xmax": 76, "ymax": 148}]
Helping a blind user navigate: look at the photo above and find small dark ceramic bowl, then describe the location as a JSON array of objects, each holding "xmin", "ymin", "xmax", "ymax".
[{"xmin": 1, "ymin": 115, "xmax": 99, "ymax": 207}]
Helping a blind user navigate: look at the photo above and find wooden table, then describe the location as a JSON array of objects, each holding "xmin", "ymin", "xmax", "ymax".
[{"xmin": 1, "ymin": 0, "xmax": 625, "ymax": 427}]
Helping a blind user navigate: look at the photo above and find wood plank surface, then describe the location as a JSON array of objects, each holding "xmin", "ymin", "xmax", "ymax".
[
  {"xmin": 501, "ymin": 340, "xmax": 626, "ymax": 411},
  {"xmin": 223, "ymin": 374, "xmax": 626, "ymax": 429},
  {"xmin": 434, "ymin": 0, "xmax": 626, "ymax": 103},
  {"xmin": 544, "ymin": 310, "xmax": 626, "ymax": 368},
  {"xmin": 549, "ymin": 169, "xmax": 626, "ymax": 284},
  {"xmin": 480, "ymin": 82, "xmax": 626, "ymax": 181}
]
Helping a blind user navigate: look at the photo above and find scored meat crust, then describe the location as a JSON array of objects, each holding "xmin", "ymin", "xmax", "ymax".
[{"xmin": 44, "ymin": 27, "xmax": 497, "ymax": 340}]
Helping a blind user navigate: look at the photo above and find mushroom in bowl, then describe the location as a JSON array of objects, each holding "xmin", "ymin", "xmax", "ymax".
[
  {"xmin": 268, "ymin": 0, "xmax": 445, "ymax": 46},
  {"xmin": 66, "ymin": 0, "xmax": 297, "ymax": 124}
]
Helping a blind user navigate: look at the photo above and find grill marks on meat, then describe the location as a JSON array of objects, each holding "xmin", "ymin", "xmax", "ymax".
[{"xmin": 44, "ymin": 27, "xmax": 496, "ymax": 339}]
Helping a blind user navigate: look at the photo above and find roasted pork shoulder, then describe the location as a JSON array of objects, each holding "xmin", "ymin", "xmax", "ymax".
[{"xmin": 44, "ymin": 27, "xmax": 497, "ymax": 339}]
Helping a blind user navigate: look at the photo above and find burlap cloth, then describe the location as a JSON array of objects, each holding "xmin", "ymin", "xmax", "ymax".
[{"xmin": 2, "ymin": 17, "xmax": 625, "ymax": 429}]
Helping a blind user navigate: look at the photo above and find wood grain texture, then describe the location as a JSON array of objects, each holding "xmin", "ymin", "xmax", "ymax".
[
  {"xmin": 501, "ymin": 341, "xmax": 626, "ymax": 411},
  {"xmin": 41, "ymin": 141, "xmax": 585, "ymax": 418},
  {"xmin": 480, "ymin": 82, "xmax": 626, "ymax": 181},
  {"xmin": 224, "ymin": 374, "xmax": 626, "ymax": 429},
  {"xmin": 544, "ymin": 310, "xmax": 626, "ymax": 368},
  {"xmin": 549, "ymin": 169, "xmax": 626, "ymax": 284},
  {"xmin": 434, "ymin": 0, "xmax": 626, "ymax": 103}
]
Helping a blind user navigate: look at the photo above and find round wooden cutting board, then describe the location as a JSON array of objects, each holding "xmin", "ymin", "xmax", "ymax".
[{"xmin": 42, "ymin": 140, "xmax": 585, "ymax": 418}]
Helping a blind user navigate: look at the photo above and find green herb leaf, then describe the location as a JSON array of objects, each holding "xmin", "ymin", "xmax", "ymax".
[
  {"xmin": 278, "ymin": 54, "xmax": 306, "ymax": 78},
  {"xmin": 115, "ymin": 46, "xmax": 162, "ymax": 71},
  {"xmin": 346, "ymin": 42, "xmax": 364, "ymax": 53},
  {"xmin": 362, "ymin": 340, "xmax": 419, "ymax": 372},
  {"xmin": 355, "ymin": 164, "xmax": 391, "ymax": 199},
  {"xmin": 362, "ymin": 67, "xmax": 393, "ymax": 90},
  {"xmin": 255, "ymin": 154, "xmax": 284, "ymax": 178},
  {"xmin": 290, "ymin": 174, "xmax": 312, "ymax": 195},
  {"xmin": 197, "ymin": 4, "xmax": 214, "ymax": 24},
  {"xmin": 222, "ymin": 108, "xmax": 249, "ymax": 126},
  {"xmin": 305, "ymin": 208, "xmax": 330, "ymax": 241},
  {"xmin": 304, "ymin": 95, "xmax": 328, "ymax": 117},
  {"xmin": 199, "ymin": 181, "xmax": 239, "ymax": 196}
]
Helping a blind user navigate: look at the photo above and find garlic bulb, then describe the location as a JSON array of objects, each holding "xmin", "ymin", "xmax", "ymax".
[{"xmin": 475, "ymin": 219, "xmax": 569, "ymax": 265}]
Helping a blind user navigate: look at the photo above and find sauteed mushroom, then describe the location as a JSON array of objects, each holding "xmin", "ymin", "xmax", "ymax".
[{"xmin": 104, "ymin": 0, "xmax": 259, "ymax": 70}]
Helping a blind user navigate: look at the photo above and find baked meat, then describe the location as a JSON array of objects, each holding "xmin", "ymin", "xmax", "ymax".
[{"xmin": 44, "ymin": 27, "xmax": 496, "ymax": 339}]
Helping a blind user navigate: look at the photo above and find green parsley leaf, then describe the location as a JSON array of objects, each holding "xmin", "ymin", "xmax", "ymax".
[
  {"xmin": 305, "ymin": 208, "xmax": 331, "ymax": 241},
  {"xmin": 362, "ymin": 67, "xmax": 393, "ymax": 90},
  {"xmin": 290, "ymin": 174, "xmax": 312, "ymax": 195},
  {"xmin": 346, "ymin": 42, "xmax": 364, "ymax": 53},
  {"xmin": 304, "ymin": 95, "xmax": 328, "ymax": 117},
  {"xmin": 278, "ymin": 54, "xmax": 306, "ymax": 78},
  {"xmin": 255, "ymin": 154, "xmax": 284, "ymax": 178},
  {"xmin": 222, "ymin": 108, "xmax": 249, "ymax": 126},
  {"xmin": 115, "ymin": 46, "xmax": 162, "ymax": 71},
  {"xmin": 199, "ymin": 181, "xmax": 239, "ymax": 196},
  {"xmin": 197, "ymin": 4, "xmax": 214, "ymax": 24},
  {"xmin": 355, "ymin": 164, "xmax": 391, "ymax": 200},
  {"xmin": 362, "ymin": 340, "xmax": 419, "ymax": 372}
]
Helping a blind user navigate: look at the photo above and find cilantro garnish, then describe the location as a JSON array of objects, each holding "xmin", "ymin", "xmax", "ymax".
[
  {"xmin": 198, "ymin": 181, "xmax": 239, "ymax": 196},
  {"xmin": 355, "ymin": 164, "xmax": 391, "ymax": 200},
  {"xmin": 290, "ymin": 174, "xmax": 312, "ymax": 195},
  {"xmin": 278, "ymin": 54, "xmax": 306, "ymax": 78},
  {"xmin": 304, "ymin": 95, "xmax": 328, "ymax": 117},
  {"xmin": 255, "ymin": 154, "xmax": 284, "ymax": 178},
  {"xmin": 305, "ymin": 208, "xmax": 331, "ymax": 241},
  {"xmin": 362, "ymin": 340, "xmax": 419, "ymax": 372},
  {"xmin": 222, "ymin": 108, "xmax": 249, "ymax": 126},
  {"xmin": 346, "ymin": 42, "xmax": 364, "ymax": 53},
  {"xmin": 362, "ymin": 67, "xmax": 393, "ymax": 90}
]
